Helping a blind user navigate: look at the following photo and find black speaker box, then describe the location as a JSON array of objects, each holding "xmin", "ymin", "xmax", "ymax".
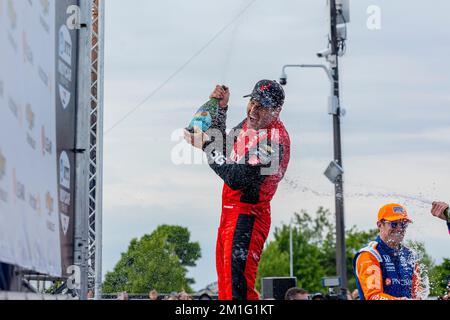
[{"xmin": 262, "ymin": 277, "xmax": 297, "ymax": 300}]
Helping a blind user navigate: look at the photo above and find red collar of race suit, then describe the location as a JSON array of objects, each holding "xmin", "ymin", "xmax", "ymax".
[{"xmin": 230, "ymin": 118, "xmax": 284, "ymax": 163}]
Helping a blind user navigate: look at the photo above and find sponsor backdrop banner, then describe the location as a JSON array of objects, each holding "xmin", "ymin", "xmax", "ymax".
[
  {"xmin": 0, "ymin": 0, "xmax": 79, "ymax": 277},
  {"xmin": 56, "ymin": 0, "xmax": 78, "ymax": 278}
]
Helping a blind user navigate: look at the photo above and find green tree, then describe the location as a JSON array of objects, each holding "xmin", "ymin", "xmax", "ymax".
[
  {"xmin": 152, "ymin": 225, "xmax": 201, "ymax": 267},
  {"xmin": 103, "ymin": 225, "xmax": 201, "ymax": 294},
  {"xmin": 257, "ymin": 242, "xmax": 290, "ymax": 290},
  {"xmin": 257, "ymin": 208, "xmax": 337, "ymax": 293},
  {"xmin": 429, "ymin": 259, "xmax": 450, "ymax": 297}
]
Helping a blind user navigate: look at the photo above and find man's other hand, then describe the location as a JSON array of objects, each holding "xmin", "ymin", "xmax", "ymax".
[{"xmin": 184, "ymin": 126, "xmax": 210, "ymax": 150}]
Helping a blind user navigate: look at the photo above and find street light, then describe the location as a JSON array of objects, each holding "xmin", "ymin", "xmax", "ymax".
[
  {"xmin": 280, "ymin": 64, "xmax": 332, "ymax": 86},
  {"xmin": 280, "ymin": 64, "xmax": 338, "ymax": 116}
]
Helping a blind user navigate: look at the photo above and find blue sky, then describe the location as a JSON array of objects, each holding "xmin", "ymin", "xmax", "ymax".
[{"xmin": 102, "ymin": 0, "xmax": 450, "ymax": 291}]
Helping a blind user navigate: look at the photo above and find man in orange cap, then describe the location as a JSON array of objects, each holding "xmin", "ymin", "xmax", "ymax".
[{"xmin": 352, "ymin": 203, "xmax": 422, "ymax": 300}]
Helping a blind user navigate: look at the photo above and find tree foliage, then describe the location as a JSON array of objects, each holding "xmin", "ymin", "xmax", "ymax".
[
  {"xmin": 429, "ymin": 258, "xmax": 450, "ymax": 297},
  {"xmin": 103, "ymin": 225, "xmax": 201, "ymax": 294}
]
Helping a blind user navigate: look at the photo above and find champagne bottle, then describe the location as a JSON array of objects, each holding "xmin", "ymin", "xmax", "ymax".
[
  {"xmin": 186, "ymin": 86, "xmax": 227, "ymax": 133},
  {"xmin": 444, "ymin": 207, "xmax": 450, "ymax": 221}
]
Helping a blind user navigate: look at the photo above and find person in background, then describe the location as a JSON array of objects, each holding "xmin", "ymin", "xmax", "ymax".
[
  {"xmin": 311, "ymin": 292, "xmax": 326, "ymax": 300},
  {"xmin": 346, "ymin": 289, "xmax": 353, "ymax": 300},
  {"xmin": 178, "ymin": 291, "xmax": 193, "ymax": 300},
  {"xmin": 117, "ymin": 291, "xmax": 129, "ymax": 300},
  {"xmin": 149, "ymin": 289, "xmax": 159, "ymax": 300},
  {"xmin": 351, "ymin": 289, "xmax": 360, "ymax": 300},
  {"xmin": 87, "ymin": 290, "xmax": 94, "ymax": 300},
  {"xmin": 285, "ymin": 287, "xmax": 309, "ymax": 300},
  {"xmin": 166, "ymin": 292, "xmax": 178, "ymax": 300}
]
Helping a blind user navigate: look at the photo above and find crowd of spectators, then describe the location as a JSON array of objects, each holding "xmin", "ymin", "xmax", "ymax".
[
  {"xmin": 284, "ymin": 287, "xmax": 361, "ymax": 300},
  {"xmin": 114, "ymin": 276, "xmax": 450, "ymax": 301},
  {"xmin": 115, "ymin": 289, "xmax": 213, "ymax": 301}
]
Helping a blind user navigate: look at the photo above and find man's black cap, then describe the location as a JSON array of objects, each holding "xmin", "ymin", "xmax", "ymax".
[{"xmin": 243, "ymin": 80, "xmax": 285, "ymax": 108}]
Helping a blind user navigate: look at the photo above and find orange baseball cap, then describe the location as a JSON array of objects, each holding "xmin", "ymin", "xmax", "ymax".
[{"xmin": 377, "ymin": 203, "xmax": 413, "ymax": 223}]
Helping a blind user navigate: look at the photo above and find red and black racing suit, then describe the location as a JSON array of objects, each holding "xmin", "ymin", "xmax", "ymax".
[{"xmin": 203, "ymin": 106, "xmax": 291, "ymax": 300}]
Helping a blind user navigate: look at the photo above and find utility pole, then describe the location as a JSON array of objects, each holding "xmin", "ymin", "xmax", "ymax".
[
  {"xmin": 329, "ymin": 0, "xmax": 347, "ymax": 289},
  {"xmin": 289, "ymin": 222, "xmax": 293, "ymax": 278},
  {"xmin": 279, "ymin": 0, "xmax": 349, "ymax": 289}
]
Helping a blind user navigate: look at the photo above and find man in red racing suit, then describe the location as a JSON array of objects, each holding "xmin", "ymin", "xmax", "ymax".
[{"xmin": 185, "ymin": 80, "xmax": 291, "ymax": 300}]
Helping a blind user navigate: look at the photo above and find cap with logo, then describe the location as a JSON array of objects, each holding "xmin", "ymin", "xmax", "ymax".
[
  {"xmin": 243, "ymin": 80, "xmax": 285, "ymax": 108},
  {"xmin": 377, "ymin": 203, "xmax": 413, "ymax": 223}
]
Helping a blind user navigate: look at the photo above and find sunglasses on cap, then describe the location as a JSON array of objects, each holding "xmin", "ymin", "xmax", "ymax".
[{"xmin": 382, "ymin": 220, "xmax": 410, "ymax": 229}]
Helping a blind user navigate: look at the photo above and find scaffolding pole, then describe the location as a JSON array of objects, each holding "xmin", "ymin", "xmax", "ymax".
[
  {"xmin": 91, "ymin": 0, "xmax": 105, "ymax": 301},
  {"xmin": 75, "ymin": 0, "xmax": 104, "ymax": 300}
]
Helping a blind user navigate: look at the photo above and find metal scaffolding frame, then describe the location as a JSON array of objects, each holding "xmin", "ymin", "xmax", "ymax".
[{"xmin": 75, "ymin": 0, "xmax": 105, "ymax": 300}]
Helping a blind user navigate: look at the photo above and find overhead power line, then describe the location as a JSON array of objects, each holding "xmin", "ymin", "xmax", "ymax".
[{"xmin": 105, "ymin": 0, "xmax": 258, "ymax": 135}]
